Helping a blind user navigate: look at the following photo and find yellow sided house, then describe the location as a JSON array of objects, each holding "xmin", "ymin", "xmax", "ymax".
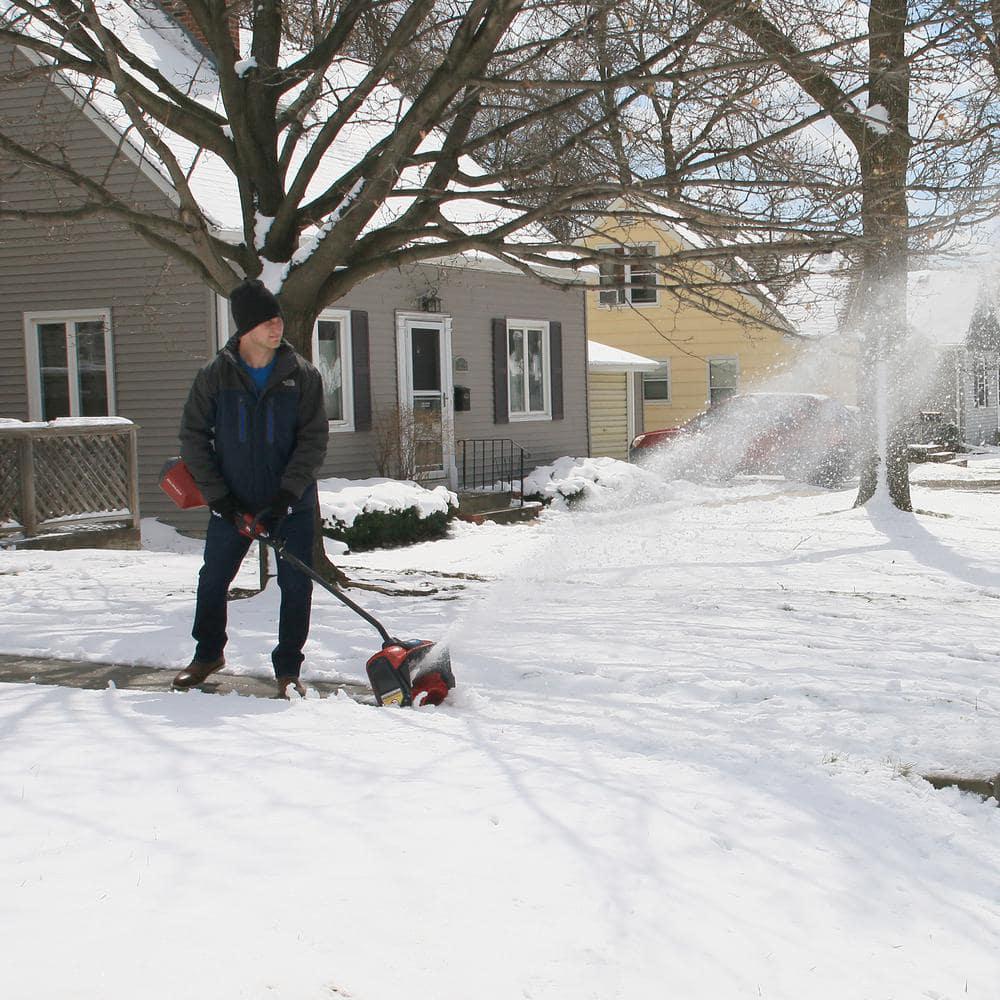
[{"xmin": 583, "ymin": 209, "xmax": 805, "ymax": 440}]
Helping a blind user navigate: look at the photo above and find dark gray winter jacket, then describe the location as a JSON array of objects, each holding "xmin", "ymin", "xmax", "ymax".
[{"xmin": 179, "ymin": 336, "xmax": 328, "ymax": 511}]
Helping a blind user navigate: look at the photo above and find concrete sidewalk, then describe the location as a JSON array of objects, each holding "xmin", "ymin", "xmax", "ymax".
[{"xmin": 0, "ymin": 652, "xmax": 373, "ymax": 701}]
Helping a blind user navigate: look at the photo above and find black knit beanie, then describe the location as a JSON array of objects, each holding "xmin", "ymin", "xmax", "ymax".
[{"xmin": 230, "ymin": 279, "xmax": 283, "ymax": 338}]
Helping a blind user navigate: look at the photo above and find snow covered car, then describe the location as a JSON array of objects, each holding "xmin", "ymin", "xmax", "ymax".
[{"xmin": 630, "ymin": 392, "xmax": 859, "ymax": 486}]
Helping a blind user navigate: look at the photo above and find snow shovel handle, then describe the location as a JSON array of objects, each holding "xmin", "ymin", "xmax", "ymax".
[{"xmin": 241, "ymin": 512, "xmax": 395, "ymax": 646}]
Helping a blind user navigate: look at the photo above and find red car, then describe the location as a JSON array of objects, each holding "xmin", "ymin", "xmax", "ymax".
[{"xmin": 630, "ymin": 392, "xmax": 859, "ymax": 487}]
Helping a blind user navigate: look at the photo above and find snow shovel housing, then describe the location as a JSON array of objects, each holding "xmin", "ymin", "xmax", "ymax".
[{"xmin": 159, "ymin": 458, "xmax": 456, "ymax": 707}]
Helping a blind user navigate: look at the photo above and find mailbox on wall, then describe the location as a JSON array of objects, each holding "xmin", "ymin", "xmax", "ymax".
[{"xmin": 453, "ymin": 385, "xmax": 471, "ymax": 411}]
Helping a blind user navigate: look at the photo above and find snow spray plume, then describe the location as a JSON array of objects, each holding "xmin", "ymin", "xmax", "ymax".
[{"xmin": 637, "ymin": 258, "xmax": 992, "ymax": 494}]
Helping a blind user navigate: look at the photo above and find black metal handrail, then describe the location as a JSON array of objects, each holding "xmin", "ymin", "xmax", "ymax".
[{"xmin": 456, "ymin": 438, "xmax": 529, "ymax": 504}]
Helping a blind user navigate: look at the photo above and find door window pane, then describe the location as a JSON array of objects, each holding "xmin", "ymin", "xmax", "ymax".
[
  {"xmin": 316, "ymin": 319, "xmax": 344, "ymax": 421},
  {"xmin": 38, "ymin": 322, "xmax": 70, "ymax": 420},
  {"xmin": 411, "ymin": 328, "xmax": 441, "ymax": 392},
  {"xmin": 527, "ymin": 329, "xmax": 545, "ymax": 411},
  {"xmin": 75, "ymin": 320, "xmax": 108, "ymax": 417},
  {"xmin": 413, "ymin": 396, "xmax": 443, "ymax": 471},
  {"xmin": 508, "ymin": 329, "xmax": 526, "ymax": 412}
]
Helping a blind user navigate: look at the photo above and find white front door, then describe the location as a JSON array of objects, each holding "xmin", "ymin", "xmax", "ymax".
[{"xmin": 396, "ymin": 313, "xmax": 455, "ymax": 481}]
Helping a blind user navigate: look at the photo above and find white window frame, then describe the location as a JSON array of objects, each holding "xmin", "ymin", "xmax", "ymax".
[
  {"xmin": 972, "ymin": 356, "xmax": 989, "ymax": 408},
  {"xmin": 507, "ymin": 318, "xmax": 552, "ymax": 421},
  {"xmin": 707, "ymin": 355, "xmax": 739, "ymax": 407},
  {"xmin": 597, "ymin": 244, "xmax": 659, "ymax": 308},
  {"xmin": 312, "ymin": 309, "xmax": 354, "ymax": 431},
  {"xmin": 214, "ymin": 292, "xmax": 231, "ymax": 351},
  {"xmin": 23, "ymin": 308, "xmax": 115, "ymax": 421},
  {"xmin": 642, "ymin": 361, "xmax": 671, "ymax": 404}
]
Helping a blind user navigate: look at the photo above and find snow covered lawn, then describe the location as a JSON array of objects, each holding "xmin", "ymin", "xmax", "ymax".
[
  {"xmin": 2, "ymin": 479, "xmax": 999, "ymax": 999},
  {"xmin": 911, "ymin": 449, "xmax": 1000, "ymax": 484}
]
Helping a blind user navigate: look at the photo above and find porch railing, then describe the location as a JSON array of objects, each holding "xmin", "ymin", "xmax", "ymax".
[
  {"xmin": 0, "ymin": 419, "xmax": 140, "ymax": 538},
  {"xmin": 456, "ymin": 438, "xmax": 528, "ymax": 503}
]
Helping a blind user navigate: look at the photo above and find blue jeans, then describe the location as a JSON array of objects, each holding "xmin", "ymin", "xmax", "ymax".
[{"xmin": 192, "ymin": 509, "xmax": 315, "ymax": 678}]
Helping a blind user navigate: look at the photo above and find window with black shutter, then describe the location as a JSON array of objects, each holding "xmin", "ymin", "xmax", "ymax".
[
  {"xmin": 309, "ymin": 309, "xmax": 371, "ymax": 430},
  {"xmin": 493, "ymin": 318, "xmax": 563, "ymax": 421}
]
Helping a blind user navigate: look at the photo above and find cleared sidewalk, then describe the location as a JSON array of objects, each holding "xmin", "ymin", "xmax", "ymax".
[{"xmin": 0, "ymin": 652, "xmax": 372, "ymax": 701}]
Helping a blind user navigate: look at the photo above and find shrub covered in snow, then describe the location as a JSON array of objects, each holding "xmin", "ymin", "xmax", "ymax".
[
  {"xmin": 317, "ymin": 478, "xmax": 457, "ymax": 551},
  {"xmin": 523, "ymin": 456, "xmax": 661, "ymax": 508}
]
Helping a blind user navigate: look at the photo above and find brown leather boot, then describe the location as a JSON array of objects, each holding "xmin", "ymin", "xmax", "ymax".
[
  {"xmin": 277, "ymin": 676, "xmax": 306, "ymax": 699},
  {"xmin": 172, "ymin": 656, "xmax": 225, "ymax": 689}
]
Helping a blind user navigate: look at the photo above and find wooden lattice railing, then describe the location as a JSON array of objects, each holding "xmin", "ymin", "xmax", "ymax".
[{"xmin": 0, "ymin": 420, "xmax": 140, "ymax": 537}]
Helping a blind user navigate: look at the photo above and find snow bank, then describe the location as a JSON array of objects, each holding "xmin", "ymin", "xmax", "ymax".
[
  {"xmin": 317, "ymin": 476, "xmax": 457, "ymax": 528},
  {"xmin": 524, "ymin": 456, "xmax": 662, "ymax": 507},
  {"xmin": 0, "ymin": 418, "xmax": 43, "ymax": 428},
  {"xmin": 910, "ymin": 451, "xmax": 1000, "ymax": 483},
  {"xmin": 0, "ymin": 416, "xmax": 133, "ymax": 429}
]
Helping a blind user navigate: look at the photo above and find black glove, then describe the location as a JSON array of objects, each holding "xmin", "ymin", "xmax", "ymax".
[
  {"xmin": 209, "ymin": 493, "xmax": 241, "ymax": 522},
  {"xmin": 269, "ymin": 488, "xmax": 298, "ymax": 522}
]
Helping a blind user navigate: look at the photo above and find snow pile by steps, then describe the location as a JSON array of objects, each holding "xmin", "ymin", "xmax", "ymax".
[
  {"xmin": 317, "ymin": 476, "xmax": 457, "ymax": 529},
  {"xmin": 523, "ymin": 455, "xmax": 663, "ymax": 507}
]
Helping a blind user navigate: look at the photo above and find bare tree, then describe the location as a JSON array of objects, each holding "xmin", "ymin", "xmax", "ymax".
[
  {"xmin": 0, "ymin": 0, "xmax": 885, "ymax": 336},
  {"xmin": 0, "ymin": 0, "xmax": 743, "ymax": 346},
  {"xmin": 664, "ymin": 0, "xmax": 997, "ymax": 510}
]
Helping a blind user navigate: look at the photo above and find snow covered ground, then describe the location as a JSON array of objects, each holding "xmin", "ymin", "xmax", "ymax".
[
  {"xmin": 3, "ymin": 475, "xmax": 1000, "ymax": 999},
  {"xmin": 911, "ymin": 449, "xmax": 1000, "ymax": 483}
]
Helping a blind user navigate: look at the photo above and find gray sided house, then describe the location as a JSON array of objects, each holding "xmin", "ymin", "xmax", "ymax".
[
  {"xmin": 781, "ymin": 266, "xmax": 1000, "ymax": 447},
  {"xmin": 909, "ymin": 270, "xmax": 1000, "ymax": 447},
  {"xmin": 0, "ymin": 36, "xmax": 589, "ymax": 531}
]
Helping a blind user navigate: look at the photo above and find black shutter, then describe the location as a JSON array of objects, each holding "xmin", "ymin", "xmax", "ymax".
[
  {"xmin": 351, "ymin": 310, "xmax": 372, "ymax": 431},
  {"xmin": 492, "ymin": 318, "xmax": 509, "ymax": 425},
  {"xmin": 549, "ymin": 320, "xmax": 564, "ymax": 420}
]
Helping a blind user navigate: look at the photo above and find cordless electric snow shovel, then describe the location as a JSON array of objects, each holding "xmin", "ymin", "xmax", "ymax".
[{"xmin": 159, "ymin": 457, "xmax": 456, "ymax": 707}]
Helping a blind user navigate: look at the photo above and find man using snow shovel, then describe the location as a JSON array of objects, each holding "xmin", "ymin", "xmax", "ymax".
[{"xmin": 172, "ymin": 279, "xmax": 328, "ymax": 698}]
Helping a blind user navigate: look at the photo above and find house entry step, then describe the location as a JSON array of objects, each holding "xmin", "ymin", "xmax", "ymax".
[
  {"xmin": 455, "ymin": 491, "xmax": 543, "ymax": 525},
  {"xmin": 907, "ymin": 445, "xmax": 957, "ymax": 463},
  {"xmin": 457, "ymin": 490, "xmax": 514, "ymax": 514}
]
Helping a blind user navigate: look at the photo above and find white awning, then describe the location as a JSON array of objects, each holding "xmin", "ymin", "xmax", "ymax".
[{"xmin": 588, "ymin": 341, "xmax": 661, "ymax": 373}]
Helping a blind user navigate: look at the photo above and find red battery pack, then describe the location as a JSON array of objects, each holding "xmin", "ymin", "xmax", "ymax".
[{"xmin": 158, "ymin": 457, "xmax": 207, "ymax": 510}]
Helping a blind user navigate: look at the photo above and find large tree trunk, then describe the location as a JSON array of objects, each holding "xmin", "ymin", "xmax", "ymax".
[{"xmin": 853, "ymin": 0, "xmax": 912, "ymax": 512}]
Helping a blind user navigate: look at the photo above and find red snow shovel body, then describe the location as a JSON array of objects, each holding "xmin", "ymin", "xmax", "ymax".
[{"xmin": 158, "ymin": 458, "xmax": 455, "ymax": 707}]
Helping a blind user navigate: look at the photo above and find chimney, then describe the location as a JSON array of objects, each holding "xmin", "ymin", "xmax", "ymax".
[{"xmin": 159, "ymin": 2, "xmax": 240, "ymax": 55}]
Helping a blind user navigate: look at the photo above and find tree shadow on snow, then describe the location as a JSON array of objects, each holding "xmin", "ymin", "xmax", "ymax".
[{"xmin": 866, "ymin": 502, "xmax": 1000, "ymax": 590}]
